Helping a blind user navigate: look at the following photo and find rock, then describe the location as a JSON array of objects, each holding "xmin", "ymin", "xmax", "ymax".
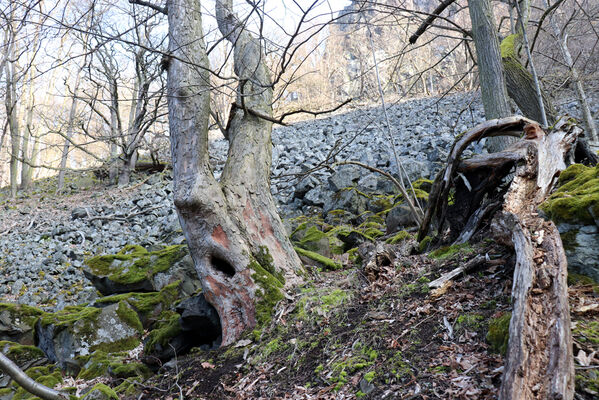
[
  {"xmin": 35, "ymin": 302, "xmax": 142, "ymax": 368},
  {"xmin": 83, "ymin": 245, "xmax": 200, "ymax": 296},
  {"xmin": 324, "ymin": 188, "xmax": 368, "ymax": 216},
  {"xmin": 0, "ymin": 341, "xmax": 47, "ymax": 387},
  {"xmin": 386, "ymin": 204, "xmax": 419, "ymax": 233},
  {"xmin": 82, "ymin": 383, "xmax": 119, "ymax": 400},
  {"xmin": 71, "ymin": 207, "xmax": 88, "ymax": 220},
  {"xmin": 0, "ymin": 303, "xmax": 44, "ymax": 345},
  {"xmin": 328, "ymin": 165, "xmax": 362, "ymax": 192}
]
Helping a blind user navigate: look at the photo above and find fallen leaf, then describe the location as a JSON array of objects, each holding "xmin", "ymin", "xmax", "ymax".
[{"xmin": 201, "ymin": 362, "xmax": 216, "ymax": 369}]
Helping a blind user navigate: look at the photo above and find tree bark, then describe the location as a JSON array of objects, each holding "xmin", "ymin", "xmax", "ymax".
[
  {"xmin": 491, "ymin": 121, "xmax": 576, "ymax": 400},
  {"xmin": 501, "ymin": 34, "xmax": 557, "ymax": 126},
  {"xmin": 57, "ymin": 69, "xmax": 83, "ymax": 191},
  {"xmin": 167, "ymin": 0, "xmax": 302, "ymax": 345},
  {"xmin": 421, "ymin": 117, "xmax": 577, "ymax": 399},
  {"xmin": 0, "ymin": 352, "xmax": 69, "ymax": 400},
  {"xmin": 468, "ymin": 0, "xmax": 512, "ymax": 152}
]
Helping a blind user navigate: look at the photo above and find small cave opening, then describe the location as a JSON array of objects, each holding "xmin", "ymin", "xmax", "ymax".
[
  {"xmin": 176, "ymin": 293, "xmax": 222, "ymax": 351},
  {"xmin": 211, "ymin": 254, "xmax": 236, "ymax": 277},
  {"xmin": 144, "ymin": 293, "xmax": 222, "ymax": 368}
]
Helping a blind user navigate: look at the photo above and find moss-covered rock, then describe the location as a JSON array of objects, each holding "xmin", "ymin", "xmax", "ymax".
[
  {"xmin": 541, "ymin": 163, "xmax": 599, "ymax": 225},
  {"xmin": 94, "ymin": 281, "xmax": 182, "ymax": 328},
  {"xmin": 77, "ymin": 350, "xmax": 151, "ymax": 381},
  {"xmin": 487, "ymin": 312, "xmax": 511, "ymax": 354},
  {"xmin": 0, "ymin": 303, "xmax": 44, "ymax": 345},
  {"xmin": 82, "ymin": 383, "xmax": 119, "ymax": 400},
  {"xmin": 0, "ymin": 341, "xmax": 45, "ymax": 369},
  {"xmin": 84, "ymin": 244, "xmax": 201, "ymax": 295},
  {"xmin": 429, "ymin": 243, "xmax": 473, "ymax": 260},
  {"xmin": 295, "ymin": 247, "xmax": 342, "ymax": 270},
  {"xmin": 36, "ymin": 302, "xmax": 141, "ymax": 367}
]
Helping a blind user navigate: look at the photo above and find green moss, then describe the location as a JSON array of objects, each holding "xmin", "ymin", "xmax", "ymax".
[
  {"xmin": 39, "ymin": 306, "xmax": 101, "ymax": 332},
  {"xmin": 95, "ymin": 281, "xmax": 181, "ymax": 326},
  {"xmin": 325, "ymin": 342, "xmax": 378, "ymax": 391},
  {"xmin": 500, "ymin": 33, "xmax": 521, "ymax": 58},
  {"xmin": 487, "ymin": 312, "xmax": 511, "ymax": 354},
  {"xmin": 84, "ymin": 244, "xmax": 187, "ymax": 285},
  {"xmin": 144, "ymin": 311, "xmax": 181, "ymax": 353},
  {"xmin": 386, "ymin": 230, "xmax": 411, "ymax": 244},
  {"xmin": 294, "ymin": 247, "xmax": 342, "ymax": 270},
  {"xmin": 574, "ymin": 321, "xmax": 599, "ymax": 345},
  {"xmin": 457, "ymin": 313, "xmax": 484, "ymax": 330},
  {"xmin": 418, "ymin": 236, "xmax": 432, "ymax": 253},
  {"xmin": 0, "ymin": 302, "xmax": 44, "ymax": 329},
  {"xmin": 13, "ymin": 365, "xmax": 62, "ymax": 400},
  {"xmin": 347, "ymin": 247, "xmax": 362, "ymax": 265},
  {"xmin": 364, "ymin": 371, "xmax": 376, "ymax": 382},
  {"xmin": 116, "ymin": 301, "xmax": 143, "ymax": 334},
  {"xmin": 0, "ymin": 341, "xmax": 44, "ymax": 364},
  {"xmin": 295, "ymin": 287, "xmax": 350, "ymax": 322},
  {"xmin": 249, "ymin": 251, "xmax": 285, "ymax": 337},
  {"xmin": 93, "ymin": 336, "xmax": 140, "ymax": 353},
  {"xmin": 82, "ymin": 383, "xmax": 118, "ymax": 400},
  {"xmin": 429, "ymin": 243, "xmax": 472, "ymax": 260},
  {"xmin": 568, "ymin": 272, "xmax": 597, "ymax": 286},
  {"xmin": 540, "ymin": 164, "xmax": 599, "ymax": 224}
]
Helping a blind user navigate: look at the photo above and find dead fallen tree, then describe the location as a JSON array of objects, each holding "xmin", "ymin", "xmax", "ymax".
[{"xmin": 419, "ymin": 116, "xmax": 579, "ymax": 399}]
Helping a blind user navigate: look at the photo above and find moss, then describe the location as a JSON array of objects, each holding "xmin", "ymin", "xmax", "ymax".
[
  {"xmin": 84, "ymin": 244, "xmax": 187, "ymax": 285},
  {"xmin": 418, "ymin": 236, "xmax": 432, "ymax": 253},
  {"xmin": 249, "ymin": 249, "xmax": 285, "ymax": 338},
  {"xmin": 82, "ymin": 383, "xmax": 119, "ymax": 400},
  {"xmin": 325, "ymin": 342, "xmax": 378, "ymax": 391},
  {"xmin": 457, "ymin": 313, "xmax": 484, "ymax": 330},
  {"xmin": 39, "ymin": 306, "xmax": 101, "ymax": 333},
  {"xmin": 500, "ymin": 33, "xmax": 521, "ymax": 58},
  {"xmin": 115, "ymin": 379, "xmax": 139, "ymax": 396},
  {"xmin": 115, "ymin": 301, "xmax": 143, "ymax": 334},
  {"xmin": 144, "ymin": 311, "xmax": 181, "ymax": 353},
  {"xmin": 294, "ymin": 247, "xmax": 342, "ymax": 270},
  {"xmin": 429, "ymin": 243, "xmax": 472, "ymax": 260},
  {"xmin": 0, "ymin": 302, "xmax": 44, "ymax": 329},
  {"xmin": 347, "ymin": 247, "xmax": 362, "ymax": 265},
  {"xmin": 0, "ymin": 341, "xmax": 44, "ymax": 364},
  {"xmin": 487, "ymin": 312, "xmax": 511, "ymax": 354},
  {"xmin": 568, "ymin": 272, "xmax": 597, "ymax": 286},
  {"xmin": 93, "ymin": 336, "xmax": 140, "ymax": 353},
  {"xmin": 13, "ymin": 365, "xmax": 62, "ymax": 400},
  {"xmin": 386, "ymin": 230, "xmax": 411, "ymax": 244},
  {"xmin": 295, "ymin": 287, "xmax": 350, "ymax": 322},
  {"xmin": 540, "ymin": 164, "xmax": 599, "ymax": 224},
  {"xmin": 573, "ymin": 321, "xmax": 599, "ymax": 345},
  {"xmin": 95, "ymin": 281, "xmax": 181, "ymax": 326},
  {"xmin": 364, "ymin": 371, "xmax": 376, "ymax": 382}
]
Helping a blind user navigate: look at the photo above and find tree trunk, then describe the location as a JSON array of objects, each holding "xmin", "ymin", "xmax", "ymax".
[
  {"xmin": 492, "ymin": 122, "xmax": 576, "ymax": 400},
  {"xmin": 501, "ymin": 34, "xmax": 557, "ymax": 125},
  {"xmin": 420, "ymin": 117, "xmax": 577, "ymax": 399},
  {"xmin": 467, "ymin": 0, "xmax": 512, "ymax": 152},
  {"xmin": 6, "ymin": 57, "xmax": 20, "ymax": 199},
  {"xmin": 0, "ymin": 352, "xmax": 68, "ymax": 400},
  {"xmin": 57, "ymin": 70, "xmax": 83, "ymax": 191},
  {"xmin": 167, "ymin": 0, "xmax": 302, "ymax": 345},
  {"xmin": 546, "ymin": 8, "xmax": 598, "ymax": 143}
]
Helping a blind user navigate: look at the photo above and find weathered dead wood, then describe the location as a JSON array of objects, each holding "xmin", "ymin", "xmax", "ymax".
[
  {"xmin": 418, "ymin": 115, "xmax": 536, "ymax": 241},
  {"xmin": 491, "ymin": 121, "xmax": 578, "ymax": 400},
  {"xmin": 421, "ymin": 116, "xmax": 579, "ymax": 399}
]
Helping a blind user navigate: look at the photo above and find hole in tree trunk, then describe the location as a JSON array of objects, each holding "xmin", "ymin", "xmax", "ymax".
[{"xmin": 211, "ymin": 254, "xmax": 236, "ymax": 277}]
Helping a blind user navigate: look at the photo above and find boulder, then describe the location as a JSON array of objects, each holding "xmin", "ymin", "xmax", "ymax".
[
  {"xmin": 83, "ymin": 245, "xmax": 201, "ymax": 296},
  {"xmin": 0, "ymin": 341, "xmax": 47, "ymax": 388},
  {"xmin": 36, "ymin": 302, "xmax": 142, "ymax": 368},
  {"xmin": 0, "ymin": 303, "xmax": 43, "ymax": 345},
  {"xmin": 324, "ymin": 188, "xmax": 368, "ymax": 217}
]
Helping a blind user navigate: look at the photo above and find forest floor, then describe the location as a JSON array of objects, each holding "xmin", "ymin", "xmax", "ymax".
[
  {"xmin": 1, "ymin": 172, "xmax": 598, "ymax": 400},
  {"xmin": 121, "ymin": 237, "xmax": 599, "ymax": 400}
]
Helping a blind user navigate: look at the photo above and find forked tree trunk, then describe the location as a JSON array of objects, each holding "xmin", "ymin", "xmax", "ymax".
[{"xmin": 167, "ymin": 0, "xmax": 302, "ymax": 345}]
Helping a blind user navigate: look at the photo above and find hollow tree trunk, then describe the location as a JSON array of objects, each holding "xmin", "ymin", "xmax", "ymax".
[{"xmin": 167, "ymin": 0, "xmax": 302, "ymax": 346}]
